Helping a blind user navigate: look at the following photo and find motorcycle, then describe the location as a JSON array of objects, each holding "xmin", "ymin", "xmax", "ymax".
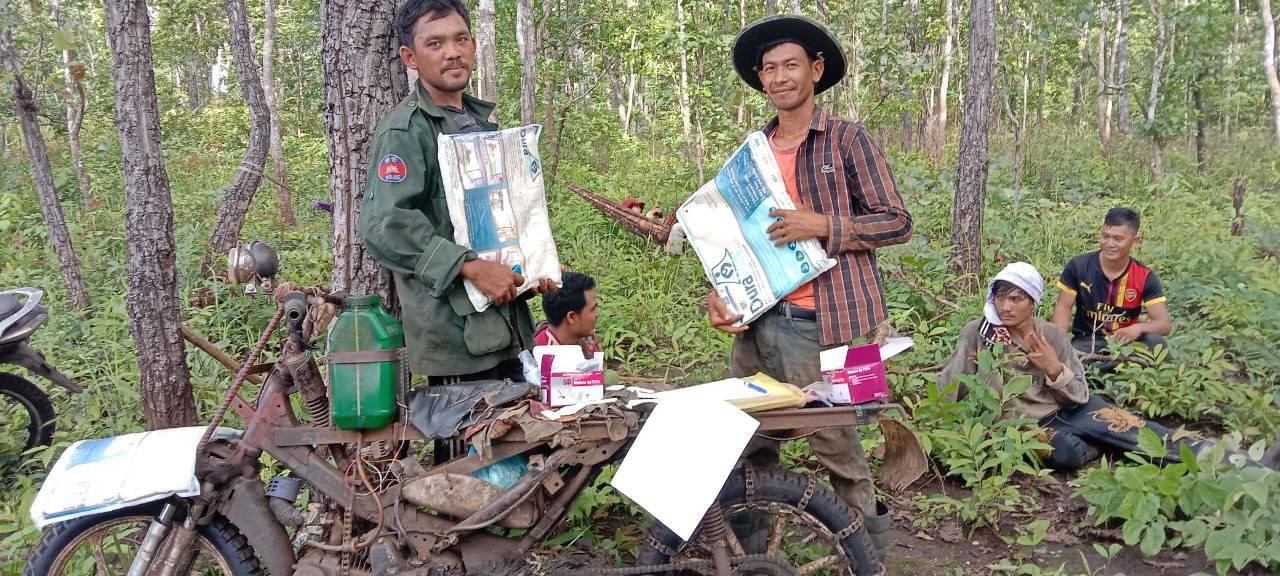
[
  {"xmin": 24, "ymin": 255, "xmax": 904, "ymax": 575},
  {"xmin": 0, "ymin": 288, "xmax": 84, "ymax": 460}
]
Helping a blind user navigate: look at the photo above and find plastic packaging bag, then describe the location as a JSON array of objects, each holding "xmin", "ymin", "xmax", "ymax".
[
  {"xmin": 677, "ymin": 132, "xmax": 835, "ymax": 326},
  {"xmin": 438, "ymin": 125, "xmax": 562, "ymax": 312}
]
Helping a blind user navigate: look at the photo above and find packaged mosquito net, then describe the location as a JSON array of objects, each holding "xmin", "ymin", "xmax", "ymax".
[
  {"xmin": 677, "ymin": 131, "xmax": 836, "ymax": 326},
  {"xmin": 438, "ymin": 125, "xmax": 562, "ymax": 312}
]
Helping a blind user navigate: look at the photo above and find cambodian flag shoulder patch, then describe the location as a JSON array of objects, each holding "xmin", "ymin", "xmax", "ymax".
[{"xmin": 378, "ymin": 154, "xmax": 407, "ymax": 183}]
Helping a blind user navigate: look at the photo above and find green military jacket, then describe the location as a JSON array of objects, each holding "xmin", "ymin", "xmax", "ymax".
[{"xmin": 358, "ymin": 82, "xmax": 534, "ymax": 377}]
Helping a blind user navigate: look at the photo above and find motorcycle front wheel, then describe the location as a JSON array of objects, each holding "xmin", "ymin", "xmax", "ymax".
[{"xmin": 24, "ymin": 501, "xmax": 262, "ymax": 576}]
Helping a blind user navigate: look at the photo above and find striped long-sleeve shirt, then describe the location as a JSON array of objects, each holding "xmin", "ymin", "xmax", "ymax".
[{"xmin": 761, "ymin": 109, "xmax": 913, "ymax": 345}]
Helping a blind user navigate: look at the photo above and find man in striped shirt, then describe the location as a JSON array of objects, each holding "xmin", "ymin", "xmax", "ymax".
[{"xmin": 707, "ymin": 15, "xmax": 913, "ymax": 556}]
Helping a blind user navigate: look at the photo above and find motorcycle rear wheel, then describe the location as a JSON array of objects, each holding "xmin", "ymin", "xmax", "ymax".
[
  {"xmin": 24, "ymin": 501, "xmax": 262, "ymax": 576},
  {"xmin": 0, "ymin": 371, "xmax": 54, "ymax": 458},
  {"xmin": 636, "ymin": 466, "xmax": 884, "ymax": 576}
]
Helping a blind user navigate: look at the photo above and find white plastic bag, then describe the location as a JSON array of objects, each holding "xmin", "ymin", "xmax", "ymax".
[
  {"xmin": 438, "ymin": 125, "xmax": 562, "ymax": 311},
  {"xmin": 677, "ymin": 132, "xmax": 836, "ymax": 326}
]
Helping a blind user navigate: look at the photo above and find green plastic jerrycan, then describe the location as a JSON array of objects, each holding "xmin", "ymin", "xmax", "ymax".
[{"xmin": 327, "ymin": 294, "xmax": 405, "ymax": 430}]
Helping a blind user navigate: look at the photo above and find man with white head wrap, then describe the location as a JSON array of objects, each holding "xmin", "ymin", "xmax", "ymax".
[{"xmin": 937, "ymin": 263, "xmax": 1234, "ymax": 470}]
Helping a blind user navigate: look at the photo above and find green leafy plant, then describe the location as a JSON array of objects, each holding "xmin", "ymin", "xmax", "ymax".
[{"xmin": 908, "ymin": 348, "xmax": 1053, "ymax": 532}]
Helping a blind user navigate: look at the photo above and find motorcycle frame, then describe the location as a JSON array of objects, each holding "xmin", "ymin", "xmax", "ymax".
[{"xmin": 182, "ymin": 294, "xmax": 891, "ymax": 576}]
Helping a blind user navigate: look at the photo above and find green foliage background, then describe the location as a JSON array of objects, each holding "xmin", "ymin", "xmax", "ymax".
[{"xmin": 2, "ymin": 0, "xmax": 1280, "ymax": 571}]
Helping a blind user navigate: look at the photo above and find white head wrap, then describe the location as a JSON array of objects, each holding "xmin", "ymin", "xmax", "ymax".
[{"xmin": 983, "ymin": 262, "xmax": 1045, "ymax": 326}]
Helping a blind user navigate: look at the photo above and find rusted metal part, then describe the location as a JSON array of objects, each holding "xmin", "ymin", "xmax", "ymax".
[
  {"xmin": 750, "ymin": 403, "xmax": 900, "ymax": 430},
  {"xmin": 566, "ymin": 183, "xmax": 678, "ymax": 244},
  {"xmin": 180, "ymin": 324, "xmax": 263, "ymax": 385},
  {"xmin": 401, "ymin": 473, "xmax": 539, "ymax": 529},
  {"xmin": 519, "ymin": 464, "xmax": 593, "ymax": 547},
  {"xmin": 221, "ymin": 478, "xmax": 297, "ymax": 576}
]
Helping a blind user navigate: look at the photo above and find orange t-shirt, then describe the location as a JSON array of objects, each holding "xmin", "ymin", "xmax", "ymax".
[{"xmin": 768, "ymin": 133, "xmax": 816, "ymax": 310}]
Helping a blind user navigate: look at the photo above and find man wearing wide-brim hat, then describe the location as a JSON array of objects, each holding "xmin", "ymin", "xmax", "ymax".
[{"xmin": 707, "ymin": 15, "xmax": 913, "ymax": 557}]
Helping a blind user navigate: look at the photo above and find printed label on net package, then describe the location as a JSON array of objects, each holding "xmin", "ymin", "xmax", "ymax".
[
  {"xmin": 439, "ymin": 125, "xmax": 562, "ymax": 312},
  {"xmin": 677, "ymin": 132, "xmax": 836, "ymax": 326}
]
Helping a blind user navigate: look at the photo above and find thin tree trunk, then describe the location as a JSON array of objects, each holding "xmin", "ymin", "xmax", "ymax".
[
  {"xmin": 201, "ymin": 0, "xmax": 272, "ymax": 277},
  {"xmin": 766, "ymin": 0, "xmax": 777, "ymax": 15},
  {"xmin": 263, "ymin": 0, "xmax": 294, "ymax": 226},
  {"xmin": 50, "ymin": 0, "xmax": 93, "ymax": 208},
  {"xmin": 950, "ymin": 0, "xmax": 996, "ymax": 293},
  {"xmin": 1193, "ymin": 73, "xmax": 1205, "ymax": 173},
  {"xmin": 1072, "ymin": 26, "xmax": 1087, "ymax": 121},
  {"xmin": 101, "ymin": 0, "xmax": 195, "ymax": 428},
  {"xmin": 1097, "ymin": 1, "xmax": 1111, "ymax": 156},
  {"xmin": 788, "ymin": 0, "xmax": 802, "ymax": 13},
  {"xmin": 516, "ymin": 0, "xmax": 537, "ymax": 125},
  {"xmin": 1146, "ymin": 0, "xmax": 1168, "ymax": 178},
  {"xmin": 476, "ymin": 0, "xmax": 497, "ymax": 105},
  {"xmin": 321, "ymin": 0, "xmax": 406, "ymax": 301},
  {"xmin": 1227, "ymin": 0, "xmax": 1240, "ymax": 138},
  {"xmin": 1261, "ymin": 0, "xmax": 1280, "ymax": 149},
  {"xmin": 1036, "ymin": 37, "xmax": 1047, "ymax": 127},
  {"xmin": 1115, "ymin": 0, "xmax": 1131, "ymax": 135},
  {"xmin": 2, "ymin": 31, "xmax": 90, "ymax": 311},
  {"xmin": 677, "ymin": 0, "xmax": 697, "ymax": 175},
  {"xmin": 925, "ymin": 0, "xmax": 955, "ymax": 162}
]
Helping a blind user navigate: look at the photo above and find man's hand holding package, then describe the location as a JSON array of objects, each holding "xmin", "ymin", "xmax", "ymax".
[
  {"xmin": 707, "ymin": 290, "xmax": 748, "ymax": 335},
  {"xmin": 461, "ymin": 259, "xmax": 523, "ymax": 306},
  {"xmin": 767, "ymin": 205, "xmax": 830, "ymax": 246}
]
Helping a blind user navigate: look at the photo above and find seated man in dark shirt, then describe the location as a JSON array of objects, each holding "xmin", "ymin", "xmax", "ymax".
[{"xmin": 1052, "ymin": 207, "xmax": 1172, "ymax": 354}]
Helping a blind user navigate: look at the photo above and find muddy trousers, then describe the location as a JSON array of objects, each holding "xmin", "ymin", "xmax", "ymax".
[
  {"xmin": 1038, "ymin": 396, "xmax": 1198, "ymax": 470},
  {"xmin": 731, "ymin": 308, "xmax": 877, "ymax": 517}
]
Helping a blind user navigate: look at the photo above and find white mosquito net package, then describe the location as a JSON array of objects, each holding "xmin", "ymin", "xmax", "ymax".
[
  {"xmin": 438, "ymin": 125, "xmax": 562, "ymax": 312},
  {"xmin": 677, "ymin": 131, "xmax": 836, "ymax": 326}
]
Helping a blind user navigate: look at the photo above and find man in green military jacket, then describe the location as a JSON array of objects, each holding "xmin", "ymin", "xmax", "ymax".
[{"xmin": 359, "ymin": 0, "xmax": 549, "ymax": 384}]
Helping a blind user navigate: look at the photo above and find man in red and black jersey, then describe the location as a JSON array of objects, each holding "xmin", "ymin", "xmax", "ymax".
[{"xmin": 1052, "ymin": 207, "xmax": 1172, "ymax": 354}]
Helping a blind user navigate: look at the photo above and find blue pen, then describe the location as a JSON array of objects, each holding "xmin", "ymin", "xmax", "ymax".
[{"xmin": 745, "ymin": 382, "xmax": 767, "ymax": 394}]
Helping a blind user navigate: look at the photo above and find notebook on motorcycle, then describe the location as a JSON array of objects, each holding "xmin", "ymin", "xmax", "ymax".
[
  {"xmin": 438, "ymin": 125, "xmax": 562, "ymax": 312},
  {"xmin": 677, "ymin": 132, "xmax": 836, "ymax": 326}
]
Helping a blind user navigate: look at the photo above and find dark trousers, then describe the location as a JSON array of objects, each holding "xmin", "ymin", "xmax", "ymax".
[
  {"xmin": 425, "ymin": 358, "xmax": 525, "ymax": 463},
  {"xmin": 1071, "ymin": 332, "xmax": 1168, "ymax": 355},
  {"xmin": 1039, "ymin": 396, "xmax": 1200, "ymax": 470},
  {"xmin": 426, "ymin": 357, "xmax": 525, "ymax": 387},
  {"xmin": 731, "ymin": 306, "xmax": 877, "ymax": 516}
]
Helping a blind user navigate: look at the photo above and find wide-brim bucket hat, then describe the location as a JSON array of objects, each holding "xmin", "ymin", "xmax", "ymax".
[{"xmin": 732, "ymin": 15, "xmax": 846, "ymax": 95}]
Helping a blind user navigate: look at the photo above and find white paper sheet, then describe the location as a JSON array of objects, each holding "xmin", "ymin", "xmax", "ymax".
[{"xmin": 611, "ymin": 397, "xmax": 759, "ymax": 540}]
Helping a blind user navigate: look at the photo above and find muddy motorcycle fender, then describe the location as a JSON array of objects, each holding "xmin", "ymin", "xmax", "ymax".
[
  {"xmin": 220, "ymin": 477, "xmax": 296, "ymax": 576},
  {"xmin": 0, "ymin": 340, "xmax": 83, "ymax": 393}
]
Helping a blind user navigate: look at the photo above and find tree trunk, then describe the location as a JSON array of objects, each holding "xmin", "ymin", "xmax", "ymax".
[
  {"xmin": 321, "ymin": 0, "xmax": 406, "ymax": 301},
  {"xmin": 50, "ymin": 0, "xmax": 93, "ymax": 209},
  {"xmin": 924, "ymin": 0, "xmax": 955, "ymax": 163},
  {"xmin": 476, "ymin": 0, "xmax": 497, "ymax": 106},
  {"xmin": 2, "ymin": 31, "xmax": 91, "ymax": 312},
  {"xmin": 766, "ymin": 0, "xmax": 777, "ymax": 15},
  {"xmin": 516, "ymin": 0, "xmax": 537, "ymax": 125},
  {"xmin": 1193, "ymin": 74, "xmax": 1205, "ymax": 173},
  {"xmin": 263, "ymin": 0, "xmax": 294, "ymax": 226},
  {"xmin": 1145, "ymin": 0, "xmax": 1168, "ymax": 178},
  {"xmin": 1036, "ymin": 39, "xmax": 1047, "ymax": 127},
  {"xmin": 1072, "ymin": 27, "xmax": 1086, "ymax": 121},
  {"xmin": 102, "ymin": 0, "xmax": 196, "ymax": 429},
  {"xmin": 1231, "ymin": 176, "xmax": 1247, "ymax": 236},
  {"xmin": 1262, "ymin": 0, "xmax": 1280, "ymax": 149},
  {"xmin": 1115, "ymin": 0, "xmax": 1131, "ymax": 135},
  {"xmin": 788, "ymin": 0, "xmax": 802, "ymax": 13},
  {"xmin": 1096, "ymin": 1, "xmax": 1111, "ymax": 156},
  {"xmin": 201, "ymin": 0, "xmax": 272, "ymax": 277},
  {"xmin": 677, "ymin": 0, "xmax": 697, "ymax": 176},
  {"xmin": 950, "ymin": 0, "xmax": 996, "ymax": 293}
]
